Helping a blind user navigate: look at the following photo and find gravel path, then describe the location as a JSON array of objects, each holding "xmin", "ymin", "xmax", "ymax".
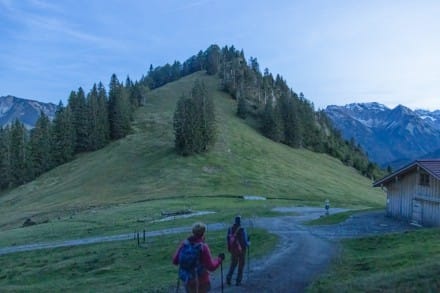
[{"xmin": 205, "ymin": 207, "xmax": 418, "ymax": 293}]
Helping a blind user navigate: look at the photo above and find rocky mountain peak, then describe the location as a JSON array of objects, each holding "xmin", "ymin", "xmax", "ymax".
[
  {"xmin": 0, "ymin": 95, "xmax": 57, "ymax": 129},
  {"xmin": 325, "ymin": 102, "xmax": 440, "ymax": 169}
]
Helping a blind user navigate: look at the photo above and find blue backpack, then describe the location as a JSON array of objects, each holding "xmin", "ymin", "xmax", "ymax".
[{"xmin": 178, "ymin": 240, "xmax": 204, "ymax": 283}]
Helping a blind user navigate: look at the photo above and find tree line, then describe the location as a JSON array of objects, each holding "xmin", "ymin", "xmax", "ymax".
[{"xmin": 0, "ymin": 74, "xmax": 144, "ymax": 190}]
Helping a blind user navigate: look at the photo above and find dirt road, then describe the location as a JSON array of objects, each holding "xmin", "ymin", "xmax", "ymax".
[{"xmin": 205, "ymin": 207, "xmax": 417, "ymax": 293}]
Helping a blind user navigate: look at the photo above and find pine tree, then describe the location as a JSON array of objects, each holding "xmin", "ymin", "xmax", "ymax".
[
  {"xmin": 86, "ymin": 84, "xmax": 101, "ymax": 151},
  {"xmin": 51, "ymin": 102, "xmax": 75, "ymax": 165},
  {"xmin": 68, "ymin": 88, "xmax": 89, "ymax": 153},
  {"xmin": 173, "ymin": 80, "xmax": 216, "ymax": 155},
  {"xmin": 191, "ymin": 80, "xmax": 216, "ymax": 152},
  {"xmin": 173, "ymin": 95, "xmax": 197, "ymax": 155},
  {"xmin": 97, "ymin": 82, "xmax": 110, "ymax": 147},
  {"xmin": 237, "ymin": 96, "xmax": 247, "ymax": 119},
  {"xmin": 108, "ymin": 74, "xmax": 131, "ymax": 140},
  {"xmin": 28, "ymin": 112, "xmax": 53, "ymax": 177},
  {"xmin": 261, "ymin": 100, "xmax": 283, "ymax": 142},
  {"xmin": 9, "ymin": 119, "xmax": 28, "ymax": 186},
  {"xmin": 205, "ymin": 44, "xmax": 221, "ymax": 75},
  {"xmin": 0, "ymin": 126, "xmax": 11, "ymax": 189}
]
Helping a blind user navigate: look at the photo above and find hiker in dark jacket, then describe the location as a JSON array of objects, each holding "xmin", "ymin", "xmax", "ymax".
[
  {"xmin": 226, "ymin": 215, "xmax": 249, "ymax": 286},
  {"xmin": 173, "ymin": 222, "xmax": 225, "ymax": 293}
]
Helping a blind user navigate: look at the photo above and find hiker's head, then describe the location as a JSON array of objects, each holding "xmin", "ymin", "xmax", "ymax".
[
  {"xmin": 234, "ymin": 215, "xmax": 241, "ymax": 226},
  {"xmin": 192, "ymin": 222, "xmax": 206, "ymax": 238}
]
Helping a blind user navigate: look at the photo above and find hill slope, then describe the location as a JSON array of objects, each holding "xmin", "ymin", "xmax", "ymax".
[{"xmin": 0, "ymin": 72, "xmax": 384, "ymax": 229}]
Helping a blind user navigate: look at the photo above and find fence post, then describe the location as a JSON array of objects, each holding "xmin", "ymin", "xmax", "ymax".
[{"xmin": 143, "ymin": 229, "xmax": 146, "ymax": 243}]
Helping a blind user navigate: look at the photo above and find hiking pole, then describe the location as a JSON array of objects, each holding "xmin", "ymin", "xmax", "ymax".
[
  {"xmin": 220, "ymin": 261, "xmax": 224, "ymax": 293},
  {"xmin": 175, "ymin": 277, "xmax": 180, "ymax": 293},
  {"xmin": 247, "ymin": 236, "xmax": 250, "ymax": 281}
]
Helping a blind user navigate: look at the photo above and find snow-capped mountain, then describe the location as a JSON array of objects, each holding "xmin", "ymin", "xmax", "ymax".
[
  {"xmin": 325, "ymin": 102, "xmax": 440, "ymax": 169},
  {"xmin": 0, "ymin": 95, "xmax": 57, "ymax": 129}
]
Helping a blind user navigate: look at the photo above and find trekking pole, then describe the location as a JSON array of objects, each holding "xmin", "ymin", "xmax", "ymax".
[
  {"xmin": 175, "ymin": 277, "xmax": 180, "ymax": 293},
  {"xmin": 247, "ymin": 236, "xmax": 250, "ymax": 281},
  {"xmin": 220, "ymin": 261, "xmax": 224, "ymax": 293}
]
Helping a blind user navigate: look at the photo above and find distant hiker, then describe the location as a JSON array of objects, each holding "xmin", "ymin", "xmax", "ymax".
[
  {"xmin": 226, "ymin": 215, "xmax": 249, "ymax": 286},
  {"xmin": 173, "ymin": 222, "xmax": 225, "ymax": 293},
  {"xmin": 325, "ymin": 199, "xmax": 330, "ymax": 215}
]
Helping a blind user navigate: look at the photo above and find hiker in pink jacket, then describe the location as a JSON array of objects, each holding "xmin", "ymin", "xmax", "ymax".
[{"xmin": 173, "ymin": 222, "xmax": 225, "ymax": 293}]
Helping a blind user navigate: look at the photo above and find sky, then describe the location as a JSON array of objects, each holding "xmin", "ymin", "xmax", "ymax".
[{"xmin": 1, "ymin": 0, "xmax": 440, "ymax": 111}]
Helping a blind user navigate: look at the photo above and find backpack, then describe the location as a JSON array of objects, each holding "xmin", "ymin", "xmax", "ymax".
[
  {"xmin": 178, "ymin": 240, "xmax": 204, "ymax": 283},
  {"xmin": 228, "ymin": 227, "xmax": 243, "ymax": 254}
]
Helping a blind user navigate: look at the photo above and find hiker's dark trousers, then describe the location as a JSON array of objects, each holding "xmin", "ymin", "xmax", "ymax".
[{"xmin": 226, "ymin": 250, "xmax": 246, "ymax": 284}]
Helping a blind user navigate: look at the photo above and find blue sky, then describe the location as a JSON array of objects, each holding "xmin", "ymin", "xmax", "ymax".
[{"xmin": 1, "ymin": 0, "xmax": 440, "ymax": 110}]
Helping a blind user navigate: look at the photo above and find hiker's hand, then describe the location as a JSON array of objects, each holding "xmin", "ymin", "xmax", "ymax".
[{"xmin": 218, "ymin": 253, "xmax": 225, "ymax": 261}]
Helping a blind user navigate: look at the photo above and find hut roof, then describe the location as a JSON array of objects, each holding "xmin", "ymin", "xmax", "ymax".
[{"xmin": 373, "ymin": 159, "xmax": 440, "ymax": 187}]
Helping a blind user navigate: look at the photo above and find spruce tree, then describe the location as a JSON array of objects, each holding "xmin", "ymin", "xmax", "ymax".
[
  {"xmin": 97, "ymin": 82, "xmax": 110, "ymax": 146},
  {"xmin": 173, "ymin": 80, "xmax": 216, "ymax": 155},
  {"xmin": 68, "ymin": 88, "xmax": 89, "ymax": 153},
  {"xmin": 51, "ymin": 102, "xmax": 75, "ymax": 165},
  {"xmin": 86, "ymin": 84, "xmax": 101, "ymax": 151},
  {"xmin": 108, "ymin": 74, "xmax": 131, "ymax": 140},
  {"xmin": 28, "ymin": 112, "xmax": 53, "ymax": 177},
  {"xmin": 0, "ymin": 127, "xmax": 11, "ymax": 189},
  {"xmin": 9, "ymin": 120, "xmax": 28, "ymax": 185}
]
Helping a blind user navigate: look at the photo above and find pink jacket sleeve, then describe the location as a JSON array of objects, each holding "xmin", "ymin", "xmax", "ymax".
[
  {"xmin": 172, "ymin": 242, "xmax": 183, "ymax": 265},
  {"xmin": 200, "ymin": 243, "xmax": 222, "ymax": 271}
]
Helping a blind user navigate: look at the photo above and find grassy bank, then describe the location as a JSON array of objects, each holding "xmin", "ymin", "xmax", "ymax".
[{"xmin": 308, "ymin": 228, "xmax": 440, "ymax": 292}]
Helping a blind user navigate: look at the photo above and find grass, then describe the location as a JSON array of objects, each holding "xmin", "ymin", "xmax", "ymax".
[
  {"xmin": 0, "ymin": 229, "xmax": 277, "ymax": 292},
  {"xmin": 0, "ymin": 71, "xmax": 386, "ymax": 291},
  {"xmin": 308, "ymin": 228, "xmax": 440, "ymax": 292}
]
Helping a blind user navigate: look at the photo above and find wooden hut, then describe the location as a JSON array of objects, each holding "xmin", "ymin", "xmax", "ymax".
[{"xmin": 373, "ymin": 159, "xmax": 440, "ymax": 226}]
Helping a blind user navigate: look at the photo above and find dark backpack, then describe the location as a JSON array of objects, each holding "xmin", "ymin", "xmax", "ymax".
[
  {"xmin": 178, "ymin": 240, "xmax": 204, "ymax": 283},
  {"xmin": 228, "ymin": 227, "xmax": 243, "ymax": 254}
]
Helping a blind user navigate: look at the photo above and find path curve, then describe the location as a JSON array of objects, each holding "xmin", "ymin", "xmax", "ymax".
[{"xmin": 204, "ymin": 207, "xmax": 417, "ymax": 293}]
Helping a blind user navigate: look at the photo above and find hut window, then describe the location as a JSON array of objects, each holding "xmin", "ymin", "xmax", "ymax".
[{"xmin": 419, "ymin": 172, "xmax": 430, "ymax": 186}]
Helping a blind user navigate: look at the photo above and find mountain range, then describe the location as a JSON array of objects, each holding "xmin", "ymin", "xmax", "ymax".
[
  {"xmin": 325, "ymin": 102, "xmax": 440, "ymax": 169},
  {"xmin": 0, "ymin": 95, "xmax": 57, "ymax": 129}
]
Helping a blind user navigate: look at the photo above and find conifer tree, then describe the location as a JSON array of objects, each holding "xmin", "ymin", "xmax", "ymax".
[
  {"xmin": 173, "ymin": 95, "xmax": 197, "ymax": 155},
  {"xmin": 28, "ymin": 112, "xmax": 52, "ymax": 177},
  {"xmin": 205, "ymin": 44, "xmax": 221, "ymax": 75},
  {"xmin": 9, "ymin": 119, "xmax": 28, "ymax": 185},
  {"xmin": 97, "ymin": 82, "xmax": 110, "ymax": 146},
  {"xmin": 191, "ymin": 80, "xmax": 216, "ymax": 152},
  {"xmin": 0, "ymin": 127, "xmax": 11, "ymax": 189},
  {"xmin": 68, "ymin": 88, "xmax": 89, "ymax": 153},
  {"xmin": 173, "ymin": 80, "xmax": 216, "ymax": 155},
  {"xmin": 51, "ymin": 102, "xmax": 75, "ymax": 165},
  {"xmin": 237, "ymin": 96, "xmax": 247, "ymax": 119},
  {"xmin": 108, "ymin": 74, "xmax": 131, "ymax": 140},
  {"xmin": 86, "ymin": 84, "xmax": 101, "ymax": 151},
  {"xmin": 261, "ymin": 100, "xmax": 283, "ymax": 142}
]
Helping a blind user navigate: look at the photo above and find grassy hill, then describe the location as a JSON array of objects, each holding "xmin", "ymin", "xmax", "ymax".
[
  {"xmin": 0, "ymin": 71, "xmax": 389, "ymax": 291},
  {"xmin": 0, "ymin": 72, "xmax": 383, "ymax": 231}
]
